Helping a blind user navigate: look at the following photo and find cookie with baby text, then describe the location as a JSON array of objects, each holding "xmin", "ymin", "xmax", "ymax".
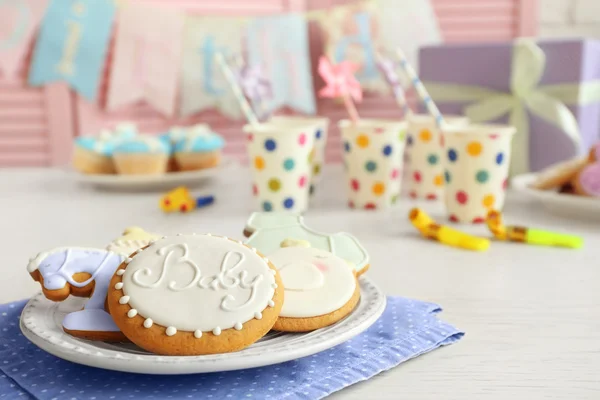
[
  {"xmin": 27, "ymin": 247, "xmax": 127, "ymax": 341},
  {"xmin": 268, "ymin": 246, "xmax": 360, "ymax": 332},
  {"xmin": 107, "ymin": 234, "xmax": 284, "ymax": 356}
]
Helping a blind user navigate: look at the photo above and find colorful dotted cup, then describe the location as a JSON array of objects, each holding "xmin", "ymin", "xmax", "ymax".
[
  {"xmin": 245, "ymin": 122, "xmax": 317, "ymax": 213},
  {"xmin": 441, "ymin": 124, "xmax": 516, "ymax": 223},
  {"xmin": 406, "ymin": 114, "xmax": 469, "ymax": 200},
  {"xmin": 340, "ymin": 119, "xmax": 407, "ymax": 210},
  {"xmin": 268, "ymin": 116, "xmax": 330, "ymax": 196}
]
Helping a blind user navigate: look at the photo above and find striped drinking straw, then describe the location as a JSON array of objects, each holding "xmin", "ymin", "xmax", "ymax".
[
  {"xmin": 394, "ymin": 49, "xmax": 446, "ymax": 129},
  {"xmin": 215, "ymin": 52, "xmax": 260, "ymax": 127},
  {"xmin": 375, "ymin": 52, "xmax": 413, "ymax": 118}
]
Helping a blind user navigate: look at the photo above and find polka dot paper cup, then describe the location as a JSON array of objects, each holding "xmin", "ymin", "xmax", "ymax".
[
  {"xmin": 245, "ymin": 123, "xmax": 317, "ymax": 213},
  {"xmin": 442, "ymin": 124, "xmax": 516, "ymax": 223},
  {"xmin": 340, "ymin": 119, "xmax": 407, "ymax": 210},
  {"xmin": 268, "ymin": 116, "xmax": 330, "ymax": 195},
  {"xmin": 406, "ymin": 114, "xmax": 469, "ymax": 200}
]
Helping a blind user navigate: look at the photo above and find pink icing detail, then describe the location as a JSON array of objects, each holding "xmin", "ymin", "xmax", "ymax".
[
  {"xmin": 579, "ymin": 164, "xmax": 600, "ymax": 197},
  {"xmin": 374, "ymin": 127, "xmax": 384, "ymax": 134},
  {"xmin": 391, "ymin": 169, "xmax": 399, "ymax": 179},
  {"xmin": 313, "ymin": 262, "xmax": 328, "ymax": 272}
]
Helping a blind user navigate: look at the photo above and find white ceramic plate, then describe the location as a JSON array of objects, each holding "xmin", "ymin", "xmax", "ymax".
[
  {"xmin": 512, "ymin": 173, "xmax": 600, "ymax": 221},
  {"xmin": 73, "ymin": 157, "xmax": 234, "ymax": 191},
  {"xmin": 20, "ymin": 276, "xmax": 386, "ymax": 375}
]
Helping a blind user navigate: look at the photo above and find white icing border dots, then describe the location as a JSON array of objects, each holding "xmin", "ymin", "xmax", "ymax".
[{"xmin": 112, "ymin": 234, "xmax": 279, "ymax": 338}]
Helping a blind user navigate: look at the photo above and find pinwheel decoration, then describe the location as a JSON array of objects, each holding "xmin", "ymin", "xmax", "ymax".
[
  {"xmin": 318, "ymin": 56, "xmax": 362, "ymax": 123},
  {"xmin": 236, "ymin": 64, "xmax": 273, "ymax": 121}
]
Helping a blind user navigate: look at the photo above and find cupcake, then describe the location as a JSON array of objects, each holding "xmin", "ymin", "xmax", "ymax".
[
  {"xmin": 173, "ymin": 125, "xmax": 225, "ymax": 171},
  {"xmin": 72, "ymin": 136, "xmax": 116, "ymax": 174},
  {"xmin": 112, "ymin": 135, "xmax": 171, "ymax": 175},
  {"xmin": 159, "ymin": 126, "xmax": 190, "ymax": 173}
]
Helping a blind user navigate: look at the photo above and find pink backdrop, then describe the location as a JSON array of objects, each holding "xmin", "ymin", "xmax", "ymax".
[{"xmin": 0, "ymin": 0, "xmax": 538, "ymax": 167}]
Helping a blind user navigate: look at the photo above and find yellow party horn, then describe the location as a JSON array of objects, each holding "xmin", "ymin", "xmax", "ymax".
[
  {"xmin": 409, "ymin": 208, "xmax": 490, "ymax": 252},
  {"xmin": 486, "ymin": 210, "xmax": 583, "ymax": 249}
]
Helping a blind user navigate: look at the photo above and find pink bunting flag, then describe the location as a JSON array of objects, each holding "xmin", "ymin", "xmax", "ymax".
[
  {"xmin": 0, "ymin": 0, "xmax": 48, "ymax": 78},
  {"xmin": 107, "ymin": 2, "xmax": 184, "ymax": 116},
  {"xmin": 318, "ymin": 56, "xmax": 362, "ymax": 123}
]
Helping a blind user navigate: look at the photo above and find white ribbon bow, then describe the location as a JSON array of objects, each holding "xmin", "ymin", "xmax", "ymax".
[{"xmin": 424, "ymin": 40, "xmax": 600, "ymax": 175}]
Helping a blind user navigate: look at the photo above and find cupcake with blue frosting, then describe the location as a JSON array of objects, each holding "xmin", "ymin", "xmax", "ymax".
[
  {"xmin": 72, "ymin": 134, "xmax": 117, "ymax": 174},
  {"xmin": 113, "ymin": 135, "xmax": 171, "ymax": 175},
  {"xmin": 173, "ymin": 125, "xmax": 225, "ymax": 170}
]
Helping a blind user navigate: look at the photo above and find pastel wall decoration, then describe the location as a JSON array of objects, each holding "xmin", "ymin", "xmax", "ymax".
[
  {"xmin": 246, "ymin": 14, "xmax": 316, "ymax": 115},
  {"xmin": 0, "ymin": 0, "xmax": 47, "ymax": 78},
  {"xmin": 28, "ymin": 0, "xmax": 114, "ymax": 101},
  {"xmin": 107, "ymin": 2, "xmax": 184, "ymax": 116},
  {"xmin": 321, "ymin": 3, "xmax": 385, "ymax": 93},
  {"xmin": 376, "ymin": 0, "xmax": 441, "ymax": 71},
  {"xmin": 179, "ymin": 16, "xmax": 246, "ymax": 118}
]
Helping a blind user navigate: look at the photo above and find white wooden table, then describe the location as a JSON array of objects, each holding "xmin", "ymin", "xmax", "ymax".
[{"xmin": 1, "ymin": 165, "xmax": 599, "ymax": 399}]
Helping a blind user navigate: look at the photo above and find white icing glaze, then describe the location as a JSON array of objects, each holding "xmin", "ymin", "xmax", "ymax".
[
  {"xmin": 27, "ymin": 247, "xmax": 125, "ymax": 333},
  {"xmin": 244, "ymin": 212, "xmax": 370, "ymax": 275},
  {"xmin": 115, "ymin": 282, "xmax": 123, "ymax": 290},
  {"xmin": 267, "ymin": 247, "xmax": 356, "ymax": 318},
  {"xmin": 121, "ymin": 235, "xmax": 276, "ymax": 332},
  {"xmin": 194, "ymin": 330, "xmax": 202, "ymax": 338},
  {"xmin": 166, "ymin": 326, "xmax": 177, "ymax": 336},
  {"xmin": 106, "ymin": 239, "xmax": 155, "ymax": 257},
  {"xmin": 213, "ymin": 327, "xmax": 222, "ymax": 336},
  {"xmin": 234, "ymin": 322, "xmax": 243, "ymax": 330},
  {"xmin": 119, "ymin": 296, "xmax": 130, "ymax": 304},
  {"xmin": 116, "ymin": 269, "xmax": 125, "ymax": 276},
  {"xmin": 254, "ymin": 312, "xmax": 262, "ymax": 320},
  {"xmin": 127, "ymin": 309, "xmax": 138, "ymax": 318},
  {"xmin": 143, "ymin": 318, "xmax": 153, "ymax": 328},
  {"xmin": 268, "ymin": 300, "xmax": 275, "ymax": 307}
]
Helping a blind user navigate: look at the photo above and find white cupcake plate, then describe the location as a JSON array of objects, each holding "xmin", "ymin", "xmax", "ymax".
[
  {"xmin": 73, "ymin": 157, "xmax": 234, "ymax": 191},
  {"xmin": 512, "ymin": 173, "xmax": 600, "ymax": 221},
  {"xmin": 20, "ymin": 276, "xmax": 386, "ymax": 375}
]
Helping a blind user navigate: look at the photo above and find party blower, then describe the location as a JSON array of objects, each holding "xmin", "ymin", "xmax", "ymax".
[{"xmin": 486, "ymin": 210, "xmax": 583, "ymax": 249}]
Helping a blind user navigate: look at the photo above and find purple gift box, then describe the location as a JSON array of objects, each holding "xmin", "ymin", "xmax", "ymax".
[{"xmin": 419, "ymin": 39, "xmax": 600, "ymax": 173}]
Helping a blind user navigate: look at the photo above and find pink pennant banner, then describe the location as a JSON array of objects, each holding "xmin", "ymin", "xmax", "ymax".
[
  {"xmin": 107, "ymin": 2, "xmax": 184, "ymax": 116},
  {"xmin": 0, "ymin": 0, "xmax": 48, "ymax": 78}
]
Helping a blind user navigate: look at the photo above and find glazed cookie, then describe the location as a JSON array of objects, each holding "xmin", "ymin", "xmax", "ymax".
[
  {"xmin": 107, "ymin": 234, "xmax": 284, "ymax": 356},
  {"xmin": 27, "ymin": 247, "xmax": 127, "ymax": 341},
  {"xmin": 106, "ymin": 226, "xmax": 162, "ymax": 256},
  {"xmin": 572, "ymin": 144, "xmax": 600, "ymax": 197},
  {"xmin": 268, "ymin": 246, "xmax": 360, "ymax": 332},
  {"xmin": 530, "ymin": 156, "xmax": 589, "ymax": 191},
  {"xmin": 244, "ymin": 212, "xmax": 370, "ymax": 276}
]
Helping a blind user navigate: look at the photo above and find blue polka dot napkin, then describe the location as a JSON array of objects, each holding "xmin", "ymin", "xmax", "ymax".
[{"xmin": 0, "ymin": 297, "xmax": 463, "ymax": 400}]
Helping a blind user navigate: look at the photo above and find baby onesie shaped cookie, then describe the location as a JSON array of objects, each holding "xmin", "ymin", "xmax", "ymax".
[
  {"xmin": 27, "ymin": 247, "xmax": 126, "ymax": 341},
  {"xmin": 244, "ymin": 212, "xmax": 370, "ymax": 276},
  {"xmin": 107, "ymin": 234, "xmax": 284, "ymax": 356},
  {"xmin": 268, "ymin": 246, "xmax": 360, "ymax": 332}
]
